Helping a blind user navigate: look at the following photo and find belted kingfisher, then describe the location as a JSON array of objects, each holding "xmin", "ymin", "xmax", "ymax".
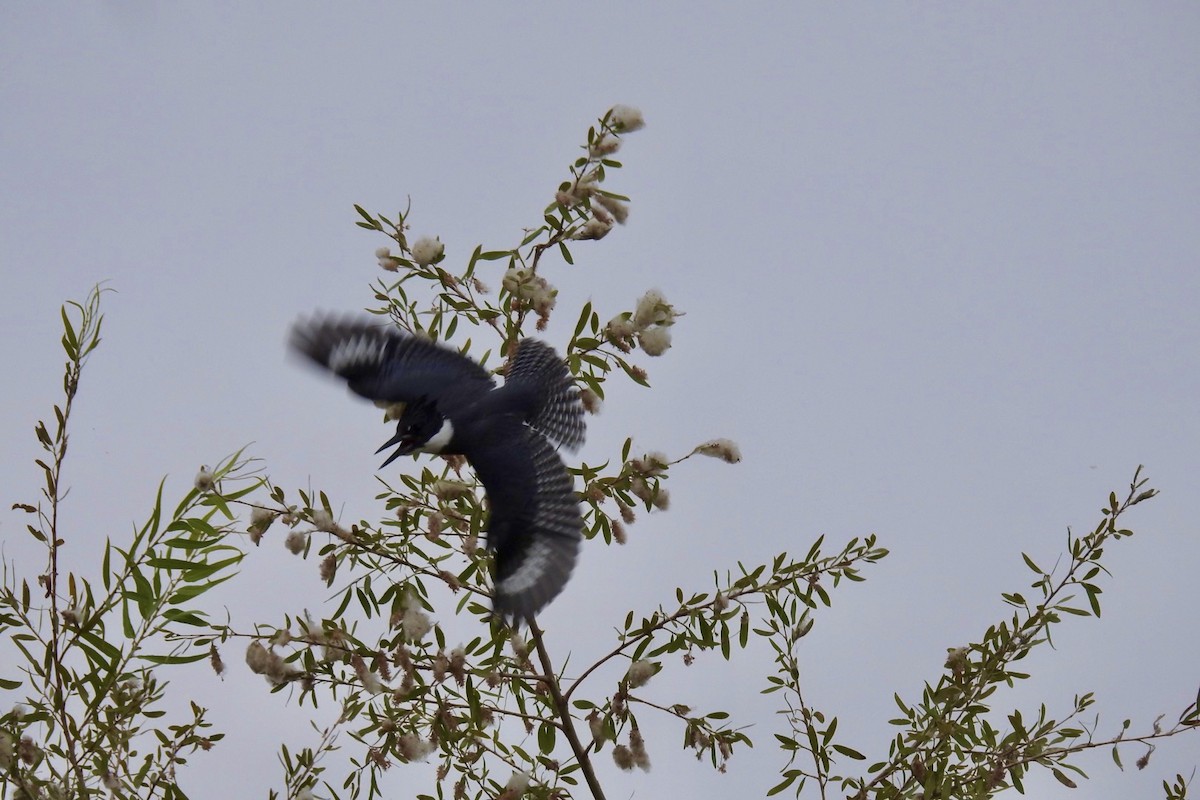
[{"xmin": 290, "ymin": 316, "xmax": 585, "ymax": 621}]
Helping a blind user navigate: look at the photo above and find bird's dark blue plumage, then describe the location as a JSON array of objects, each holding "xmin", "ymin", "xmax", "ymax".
[{"xmin": 290, "ymin": 315, "xmax": 585, "ymax": 621}]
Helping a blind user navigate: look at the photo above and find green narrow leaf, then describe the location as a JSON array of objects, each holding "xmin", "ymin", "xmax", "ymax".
[
  {"xmin": 61, "ymin": 305, "xmax": 79, "ymax": 356},
  {"xmin": 332, "ymin": 587, "xmax": 354, "ymax": 619},
  {"xmin": 101, "ymin": 539, "xmax": 113, "ymax": 590},
  {"xmin": 466, "ymin": 244, "xmax": 483, "ymax": 275},
  {"xmin": 146, "ymin": 557, "xmax": 198, "ymax": 571},
  {"xmin": 122, "ymin": 594, "xmax": 135, "ymax": 638},
  {"xmin": 573, "ymin": 302, "xmax": 593, "ymax": 340},
  {"xmin": 766, "ymin": 772, "xmax": 799, "ymax": 796},
  {"xmin": 129, "ymin": 566, "xmax": 155, "ymax": 619},
  {"xmin": 183, "ymin": 555, "xmax": 244, "ymax": 582},
  {"xmin": 538, "ymin": 721, "xmax": 556, "ymax": 754},
  {"xmin": 1083, "ymin": 582, "xmax": 1103, "ymax": 617},
  {"xmin": 76, "ymin": 628, "xmax": 122, "ymax": 661},
  {"xmin": 619, "ymin": 359, "xmax": 650, "ymax": 387},
  {"xmin": 1051, "ymin": 769, "xmax": 1077, "ymax": 788},
  {"xmin": 803, "ymin": 536, "xmax": 824, "ymax": 561},
  {"xmin": 140, "ymin": 652, "xmax": 210, "ymax": 665},
  {"xmin": 824, "ymin": 716, "xmax": 838, "ymax": 744},
  {"xmin": 163, "ymin": 609, "xmax": 207, "ymax": 626},
  {"xmin": 203, "ymin": 492, "xmax": 233, "ymax": 518},
  {"xmin": 353, "ymin": 204, "xmax": 381, "ymax": 229},
  {"xmin": 162, "ymin": 537, "xmax": 214, "ymax": 551},
  {"xmin": 832, "ymin": 744, "xmax": 866, "ymax": 760}
]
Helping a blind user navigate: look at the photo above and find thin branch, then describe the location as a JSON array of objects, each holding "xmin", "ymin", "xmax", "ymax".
[
  {"xmin": 528, "ymin": 619, "xmax": 607, "ymax": 800},
  {"xmin": 564, "ymin": 547, "xmax": 875, "ymax": 703},
  {"xmin": 861, "ymin": 471, "xmax": 1159, "ymax": 796},
  {"xmin": 979, "ymin": 724, "xmax": 1198, "ymax": 771}
]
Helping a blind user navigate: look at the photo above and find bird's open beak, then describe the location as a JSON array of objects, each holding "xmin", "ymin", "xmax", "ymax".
[{"xmin": 376, "ymin": 431, "xmax": 416, "ymax": 468}]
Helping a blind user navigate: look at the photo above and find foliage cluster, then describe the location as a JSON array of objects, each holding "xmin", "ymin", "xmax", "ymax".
[{"xmin": 2, "ymin": 108, "xmax": 1195, "ymax": 800}]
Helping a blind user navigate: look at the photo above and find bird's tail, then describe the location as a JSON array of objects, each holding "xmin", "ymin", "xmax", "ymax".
[{"xmin": 506, "ymin": 338, "xmax": 585, "ymax": 451}]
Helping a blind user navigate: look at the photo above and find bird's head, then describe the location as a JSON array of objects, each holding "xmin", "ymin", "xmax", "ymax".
[{"xmin": 376, "ymin": 399, "xmax": 453, "ymax": 467}]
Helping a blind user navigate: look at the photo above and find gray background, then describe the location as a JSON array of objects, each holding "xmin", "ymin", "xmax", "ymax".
[{"xmin": 2, "ymin": 4, "xmax": 1197, "ymax": 798}]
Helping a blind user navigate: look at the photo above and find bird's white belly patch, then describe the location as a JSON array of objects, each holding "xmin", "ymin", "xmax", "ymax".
[{"xmin": 420, "ymin": 419, "xmax": 455, "ymax": 453}]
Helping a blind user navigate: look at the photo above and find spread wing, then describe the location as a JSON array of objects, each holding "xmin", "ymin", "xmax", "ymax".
[
  {"xmin": 290, "ymin": 315, "xmax": 494, "ymax": 403},
  {"xmin": 468, "ymin": 423, "xmax": 583, "ymax": 621},
  {"xmin": 504, "ymin": 337, "xmax": 585, "ymax": 451}
]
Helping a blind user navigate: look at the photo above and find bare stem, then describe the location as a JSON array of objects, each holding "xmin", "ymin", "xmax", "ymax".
[
  {"xmin": 43, "ymin": 309, "xmax": 88, "ymax": 790},
  {"xmin": 528, "ymin": 620, "xmax": 607, "ymax": 800}
]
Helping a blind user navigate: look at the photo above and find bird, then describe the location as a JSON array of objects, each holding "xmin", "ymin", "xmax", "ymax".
[{"xmin": 289, "ymin": 315, "xmax": 585, "ymax": 622}]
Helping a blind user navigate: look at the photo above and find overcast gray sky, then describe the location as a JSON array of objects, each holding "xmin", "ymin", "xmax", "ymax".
[{"xmin": 2, "ymin": 4, "xmax": 1198, "ymax": 799}]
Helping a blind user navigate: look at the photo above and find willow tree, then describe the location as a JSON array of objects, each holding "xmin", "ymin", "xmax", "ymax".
[{"xmin": 2, "ymin": 107, "xmax": 1195, "ymax": 800}]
